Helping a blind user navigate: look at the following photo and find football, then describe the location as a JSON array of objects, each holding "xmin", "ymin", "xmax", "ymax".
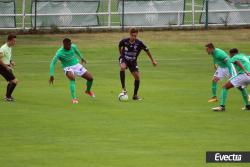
[{"xmin": 118, "ymin": 92, "xmax": 128, "ymax": 101}]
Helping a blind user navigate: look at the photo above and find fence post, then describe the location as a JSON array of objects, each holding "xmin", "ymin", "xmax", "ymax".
[
  {"xmin": 22, "ymin": 0, "xmax": 26, "ymax": 30},
  {"xmin": 205, "ymin": 0, "xmax": 208, "ymax": 29},
  {"xmin": 121, "ymin": 0, "xmax": 125, "ymax": 31},
  {"xmin": 177, "ymin": 12, "xmax": 180, "ymax": 26},
  {"xmin": 34, "ymin": 0, "xmax": 37, "ymax": 30},
  {"xmin": 192, "ymin": 0, "xmax": 195, "ymax": 27},
  {"xmin": 108, "ymin": 0, "xmax": 111, "ymax": 28}
]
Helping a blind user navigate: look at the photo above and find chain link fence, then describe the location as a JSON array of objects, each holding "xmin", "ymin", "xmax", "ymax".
[{"xmin": 0, "ymin": 0, "xmax": 250, "ymax": 29}]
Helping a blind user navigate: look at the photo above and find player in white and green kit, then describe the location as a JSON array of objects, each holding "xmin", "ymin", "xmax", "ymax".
[
  {"xmin": 212, "ymin": 48, "xmax": 250, "ymax": 111},
  {"xmin": 49, "ymin": 38, "xmax": 95, "ymax": 104},
  {"xmin": 206, "ymin": 43, "xmax": 237, "ymax": 102}
]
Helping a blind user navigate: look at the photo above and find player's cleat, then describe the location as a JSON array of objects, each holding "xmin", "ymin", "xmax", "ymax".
[
  {"xmin": 85, "ymin": 91, "xmax": 95, "ymax": 98},
  {"xmin": 208, "ymin": 97, "xmax": 218, "ymax": 103},
  {"xmin": 132, "ymin": 95, "xmax": 142, "ymax": 101},
  {"xmin": 4, "ymin": 96, "xmax": 14, "ymax": 102},
  {"xmin": 242, "ymin": 105, "xmax": 250, "ymax": 111},
  {"xmin": 212, "ymin": 106, "xmax": 225, "ymax": 111},
  {"xmin": 72, "ymin": 99, "xmax": 79, "ymax": 104}
]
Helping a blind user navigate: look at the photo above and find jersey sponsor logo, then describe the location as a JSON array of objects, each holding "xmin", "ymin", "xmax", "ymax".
[{"xmin": 134, "ymin": 45, "xmax": 138, "ymax": 50}]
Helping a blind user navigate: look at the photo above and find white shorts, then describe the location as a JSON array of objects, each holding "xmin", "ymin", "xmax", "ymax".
[
  {"xmin": 214, "ymin": 67, "xmax": 229, "ymax": 80},
  {"xmin": 230, "ymin": 73, "xmax": 250, "ymax": 88},
  {"xmin": 63, "ymin": 63, "xmax": 87, "ymax": 76}
]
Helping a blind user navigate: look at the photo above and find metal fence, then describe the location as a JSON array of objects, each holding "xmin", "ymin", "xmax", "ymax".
[{"xmin": 0, "ymin": 0, "xmax": 250, "ymax": 30}]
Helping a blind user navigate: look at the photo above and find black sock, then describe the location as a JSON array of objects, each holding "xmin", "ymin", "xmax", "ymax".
[
  {"xmin": 6, "ymin": 83, "xmax": 11, "ymax": 98},
  {"xmin": 134, "ymin": 80, "xmax": 140, "ymax": 96},
  {"xmin": 6, "ymin": 83, "xmax": 16, "ymax": 98},
  {"xmin": 120, "ymin": 71, "xmax": 126, "ymax": 89}
]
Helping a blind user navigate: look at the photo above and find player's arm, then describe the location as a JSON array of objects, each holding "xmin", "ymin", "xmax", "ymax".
[
  {"xmin": 145, "ymin": 49, "xmax": 157, "ymax": 66},
  {"xmin": 118, "ymin": 40, "xmax": 124, "ymax": 57},
  {"xmin": 119, "ymin": 46, "xmax": 122, "ymax": 56},
  {"xmin": 10, "ymin": 60, "xmax": 15, "ymax": 67},
  {"xmin": 49, "ymin": 54, "xmax": 59, "ymax": 84},
  {"xmin": 224, "ymin": 58, "xmax": 235, "ymax": 77},
  {"xmin": 0, "ymin": 51, "xmax": 10, "ymax": 70},
  {"xmin": 141, "ymin": 42, "xmax": 157, "ymax": 66},
  {"xmin": 213, "ymin": 59, "xmax": 217, "ymax": 70},
  {"xmin": 73, "ymin": 44, "xmax": 86, "ymax": 64},
  {"xmin": 234, "ymin": 61, "xmax": 250, "ymax": 76}
]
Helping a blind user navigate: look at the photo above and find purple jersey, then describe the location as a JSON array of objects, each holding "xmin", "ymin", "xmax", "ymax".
[{"xmin": 119, "ymin": 38, "xmax": 148, "ymax": 62}]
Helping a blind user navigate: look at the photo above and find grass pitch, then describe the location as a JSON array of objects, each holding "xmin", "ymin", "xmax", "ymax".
[{"xmin": 0, "ymin": 30, "xmax": 250, "ymax": 167}]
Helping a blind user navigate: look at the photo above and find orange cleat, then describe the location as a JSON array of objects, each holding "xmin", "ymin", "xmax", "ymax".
[{"xmin": 85, "ymin": 91, "xmax": 95, "ymax": 98}]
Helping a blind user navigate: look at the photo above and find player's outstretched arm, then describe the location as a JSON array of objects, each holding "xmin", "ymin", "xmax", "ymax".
[
  {"xmin": 145, "ymin": 50, "xmax": 157, "ymax": 66},
  {"xmin": 49, "ymin": 55, "xmax": 59, "ymax": 85},
  {"xmin": 73, "ymin": 44, "xmax": 86, "ymax": 64}
]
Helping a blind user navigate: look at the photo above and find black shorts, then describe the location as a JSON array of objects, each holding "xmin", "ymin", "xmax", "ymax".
[
  {"xmin": 0, "ymin": 65, "xmax": 15, "ymax": 81},
  {"xmin": 119, "ymin": 56, "xmax": 139, "ymax": 73}
]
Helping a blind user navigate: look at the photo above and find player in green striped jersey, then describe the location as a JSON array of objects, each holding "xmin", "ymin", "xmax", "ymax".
[
  {"xmin": 206, "ymin": 43, "xmax": 236, "ymax": 103},
  {"xmin": 212, "ymin": 48, "xmax": 250, "ymax": 111},
  {"xmin": 49, "ymin": 38, "xmax": 95, "ymax": 104}
]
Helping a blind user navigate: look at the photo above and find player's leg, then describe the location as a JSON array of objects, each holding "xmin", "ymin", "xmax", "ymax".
[
  {"xmin": 66, "ymin": 71, "xmax": 78, "ymax": 103},
  {"xmin": 6, "ymin": 78, "xmax": 18, "ymax": 101},
  {"xmin": 0, "ymin": 66, "xmax": 17, "ymax": 101},
  {"xmin": 209, "ymin": 76, "xmax": 220, "ymax": 102},
  {"xmin": 212, "ymin": 81, "xmax": 233, "ymax": 111},
  {"xmin": 119, "ymin": 57, "xmax": 127, "ymax": 91},
  {"xmin": 209, "ymin": 67, "xmax": 227, "ymax": 102},
  {"xmin": 81, "ymin": 71, "xmax": 95, "ymax": 97},
  {"xmin": 128, "ymin": 61, "xmax": 141, "ymax": 100},
  {"xmin": 238, "ymin": 87, "xmax": 250, "ymax": 110},
  {"xmin": 233, "ymin": 74, "xmax": 250, "ymax": 110},
  {"xmin": 131, "ymin": 71, "xmax": 140, "ymax": 100}
]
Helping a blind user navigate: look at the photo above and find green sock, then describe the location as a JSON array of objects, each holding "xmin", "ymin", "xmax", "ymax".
[
  {"xmin": 212, "ymin": 82, "xmax": 218, "ymax": 97},
  {"xmin": 70, "ymin": 80, "xmax": 77, "ymax": 99},
  {"xmin": 240, "ymin": 88, "xmax": 249, "ymax": 106},
  {"xmin": 220, "ymin": 88, "xmax": 228, "ymax": 106},
  {"xmin": 86, "ymin": 80, "xmax": 93, "ymax": 92}
]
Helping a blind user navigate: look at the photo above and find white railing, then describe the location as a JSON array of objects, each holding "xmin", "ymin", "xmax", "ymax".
[{"xmin": 0, "ymin": 0, "xmax": 250, "ymax": 30}]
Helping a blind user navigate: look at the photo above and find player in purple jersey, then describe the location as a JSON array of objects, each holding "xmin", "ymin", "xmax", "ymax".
[{"xmin": 118, "ymin": 28, "xmax": 157, "ymax": 100}]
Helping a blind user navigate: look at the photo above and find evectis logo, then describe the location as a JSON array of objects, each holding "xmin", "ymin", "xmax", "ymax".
[
  {"xmin": 214, "ymin": 153, "xmax": 242, "ymax": 162},
  {"xmin": 206, "ymin": 152, "xmax": 250, "ymax": 163}
]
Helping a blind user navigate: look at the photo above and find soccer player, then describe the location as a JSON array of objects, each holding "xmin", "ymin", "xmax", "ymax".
[
  {"xmin": 49, "ymin": 38, "xmax": 95, "ymax": 104},
  {"xmin": 206, "ymin": 43, "xmax": 236, "ymax": 102},
  {"xmin": 118, "ymin": 28, "xmax": 157, "ymax": 100},
  {"xmin": 212, "ymin": 48, "xmax": 250, "ymax": 111},
  {"xmin": 0, "ymin": 34, "xmax": 18, "ymax": 102}
]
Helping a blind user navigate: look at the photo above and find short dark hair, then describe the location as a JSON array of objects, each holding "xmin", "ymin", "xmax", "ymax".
[
  {"xmin": 7, "ymin": 34, "xmax": 16, "ymax": 41},
  {"xmin": 63, "ymin": 38, "xmax": 71, "ymax": 44},
  {"xmin": 129, "ymin": 28, "xmax": 138, "ymax": 34},
  {"xmin": 229, "ymin": 48, "xmax": 239, "ymax": 54},
  {"xmin": 205, "ymin": 43, "xmax": 214, "ymax": 49}
]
